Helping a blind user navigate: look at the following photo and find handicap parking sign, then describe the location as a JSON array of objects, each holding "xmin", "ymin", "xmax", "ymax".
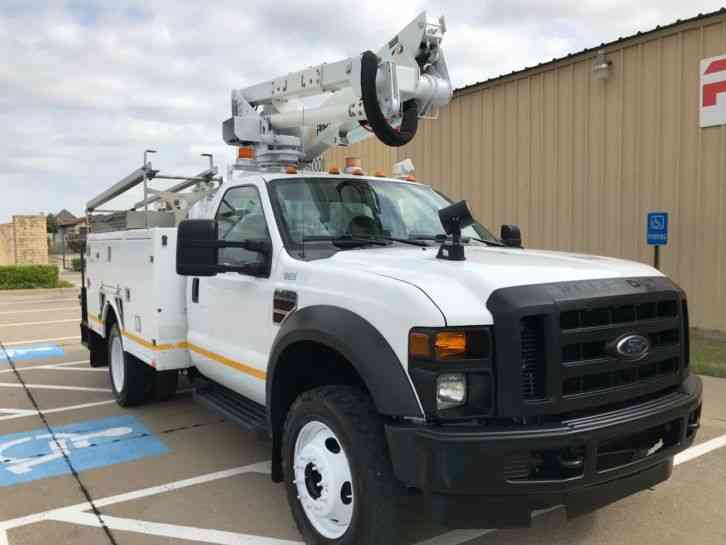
[
  {"xmin": 0, "ymin": 415, "xmax": 168, "ymax": 486},
  {"xmin": 647, "ymin": 212, "xmax": 668, "ymax": 246}
]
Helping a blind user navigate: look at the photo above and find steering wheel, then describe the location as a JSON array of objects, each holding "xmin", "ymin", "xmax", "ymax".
[{"xmin": 348, "ymin": 215, "xmax": 381, "ymax": 238}]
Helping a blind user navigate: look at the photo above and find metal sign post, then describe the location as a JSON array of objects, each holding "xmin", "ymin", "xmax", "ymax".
[{"xmin": 647, "ymin": 212, "xmax": 668, "ymax": 269}]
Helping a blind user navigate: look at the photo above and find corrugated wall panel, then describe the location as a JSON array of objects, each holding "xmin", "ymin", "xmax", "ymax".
[
  {"xmin": 680, "ymin": 28, "xmax": 705, "ymax": 327},
  {"xmin": 325, "ymin": 14, "xmax": 726, "ymax": 332}
]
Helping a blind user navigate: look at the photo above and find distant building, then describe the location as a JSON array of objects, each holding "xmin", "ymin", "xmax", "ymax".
[
  {"xmin": 50, "ymin": 210, "xmax": 86, "ymax": 255},
  {"xmin": 55, "ymin": 209, "xmax": 77, "ymax": 226}
]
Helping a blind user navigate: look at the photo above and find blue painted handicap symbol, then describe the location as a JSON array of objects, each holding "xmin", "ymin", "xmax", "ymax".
[
  {"xmin": 647, "ymin": 212, "xmax": 668, "ymax": 246},
  {"xmin": 0, "ymin": 415, "xmax": 168, "ymax": 486},
  {"xmin": 0, "ymin": 345, "xmax": 64, "ymax": 363}
]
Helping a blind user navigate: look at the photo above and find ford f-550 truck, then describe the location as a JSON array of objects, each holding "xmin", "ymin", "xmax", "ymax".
[{"xmin": 80, "ymin": 13, "xmax": 702, "ymax": 545}]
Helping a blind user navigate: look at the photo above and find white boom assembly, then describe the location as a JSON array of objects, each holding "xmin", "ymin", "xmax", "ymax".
[
  {"xmin": 85, "ymin": 12, "xmax": 451, "ymax": 228},
  {"xmin": 223, "ymin": 11, "xmax": 452, "ymax": 167}
]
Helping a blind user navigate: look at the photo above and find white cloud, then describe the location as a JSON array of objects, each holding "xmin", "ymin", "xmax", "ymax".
[{"xmin": 1, "ymin": 0, "xmax": 724, "ymax": 221}]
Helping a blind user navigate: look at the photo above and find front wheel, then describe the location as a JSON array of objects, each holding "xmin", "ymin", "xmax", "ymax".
[{"xmin": 282, "ymin": 386, "xmax": 398, "ymax": 545}]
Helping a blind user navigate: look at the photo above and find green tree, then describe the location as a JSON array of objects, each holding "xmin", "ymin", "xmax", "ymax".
[{"xmin": 46, "ymin": 213, "xmax": 58, "ymax": 234}]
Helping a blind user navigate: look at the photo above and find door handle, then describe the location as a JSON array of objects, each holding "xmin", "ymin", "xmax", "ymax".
[{"xmin": 192, "ymin": 278, "xmax": 199, "ymax": 303}]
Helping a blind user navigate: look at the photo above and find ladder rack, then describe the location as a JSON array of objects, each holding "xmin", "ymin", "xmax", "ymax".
[{"xmin": 86, "ymin": 151, "xmax": 222, "ymax": 233}]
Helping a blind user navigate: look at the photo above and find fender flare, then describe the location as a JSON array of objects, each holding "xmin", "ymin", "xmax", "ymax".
[
  {"xmin": 267, "ymin": 305, "xmax": 422, "ymax": 420},
  {"xmin": 100, "ymin": 295, "xmax": 124, "ymax": 338}
]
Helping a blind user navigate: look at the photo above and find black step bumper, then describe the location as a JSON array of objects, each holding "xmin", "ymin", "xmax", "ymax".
[{"xmin": 385, "ymin": 375, "xmax": 702, "ymax": 528}]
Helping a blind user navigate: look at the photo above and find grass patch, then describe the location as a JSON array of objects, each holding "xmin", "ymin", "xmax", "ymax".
[
  {"xmin": 0, "ymin": 265, "xmax": 69, "ymax": 289},
  {"xmin": 691, "ymin": 329, "xmax": 726, "ymax": 379}
]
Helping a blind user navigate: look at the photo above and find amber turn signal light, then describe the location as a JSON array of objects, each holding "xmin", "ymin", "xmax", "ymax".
[
  {"xmin": 238, "ymin": 146, "xmax": 255, "ymax": 159},
  {"xmin": 435, "ymin": 331, "xmax": 467, "ymax": 359},
  {"xmin": 409, "ymin": 332, "xmax": 432, "ymax": 359}
]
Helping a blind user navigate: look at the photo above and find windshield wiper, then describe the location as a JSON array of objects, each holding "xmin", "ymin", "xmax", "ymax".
[
  {"xmin": 302, "ymin": 235, "xmax": 390, "ymax": 248},
  {"xmin": 467, "ymin": 236, "xmax": 506, "ymax": 247},
  {"xmin": 409, "ymin": 234, "xmax": 506, "ymax": 247},
  {"xmin": 378, "ymin": 236, "xmax": 429, "ymax": 247}
]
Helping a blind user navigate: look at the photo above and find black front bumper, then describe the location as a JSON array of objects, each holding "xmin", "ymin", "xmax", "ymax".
[{"xmin": 386, "ymin": 375, "xmax": 702, "ymax": 528}]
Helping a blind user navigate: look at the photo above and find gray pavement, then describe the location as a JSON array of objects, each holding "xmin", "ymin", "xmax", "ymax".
[{"xmin": 0, "ymin": 288, "xmax": 724, "ymax": 545}]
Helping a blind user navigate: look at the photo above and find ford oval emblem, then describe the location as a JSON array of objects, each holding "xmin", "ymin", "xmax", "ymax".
[{"xmin": 615, "ymin": 334, "xmax": 650, "ymax": 361}]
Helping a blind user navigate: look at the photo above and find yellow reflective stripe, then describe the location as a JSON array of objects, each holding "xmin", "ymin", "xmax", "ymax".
[
  {"xmin": 118, "ymin": 329, "xmax": 181, "ymax": 352},
  {"xmin": 122, "ymin": 330, "xmax": 159, "ymax": 350},
  {"xmin": 119, "ymin": 332, "xmax": 265, "ymax": 381},
  {"xmin": 185, "ymin": 343, "xmax": 266, "ymax": 381}
]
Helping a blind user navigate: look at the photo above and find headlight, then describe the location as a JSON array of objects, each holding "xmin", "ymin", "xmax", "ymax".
[
  {"xmin": 408, "ymin": 327, "xmax": 493, "ymax": 419},
  {"xmin": 436, "ymin": 373, "xmax": 467, "ymax": 410}
]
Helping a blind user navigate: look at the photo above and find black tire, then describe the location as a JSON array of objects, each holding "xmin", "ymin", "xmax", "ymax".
[
  {"xmin": 282, "ymin": 385, "xmax": 398, "ymax": 545},
  {"xmin": 107, "ymin": 324, "xmax": 153, "ymax": 407},
  {"xmin": 88, "ymin": 331, "xmax": 108, "ymax": 368},
  {"xmin": 153, "ymin": 370, "xmax": 179, "ymax": 402}
]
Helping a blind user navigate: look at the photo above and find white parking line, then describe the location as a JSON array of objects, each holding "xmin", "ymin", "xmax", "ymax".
[
  {"xmin": 0, "ymin": 462, "xmax": 272, "ymax": 531},
  {"xmin": 2, "ymin": 336, "xmax": 81, "ymax": 346},
  {"xmin": 0, "ymin": 319, "xmax": 78, "ymax": 328},
  {"xmin": 0, "ymin": 361, "xmax": 90, "ymax": 375},
  {"xmin": 54, "ymin": 367, "xmax": 106, "ymax": 372},
  {"xmin": 0, "ymin": 298, "xmax": 78, "ymax": 306},
  {"xmin": 0, "ymin": 308, "xmax": 77, "ymax": 315},
  {"xmin": 0, "ymin": 383, "xmax": 110, "ymax": 393},
  {"xmin": 50, "ymin": 361, "xmax": 91, "ymax": 367},
  {"xmin": 674, "ymin": 434, "xmax": 726, "ymax": 465},
  {"xmin": 0, "ymin": 400, "xmax": 117, "ymax": 422},
  {"xmin": 52, "ymin": 512, "xmax": 303, "ymax": 545}
]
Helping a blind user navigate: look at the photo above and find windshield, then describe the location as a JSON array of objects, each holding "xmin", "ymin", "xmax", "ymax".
[{"xmin": 268, "ymin": 177, "xmax": 497, "ymax": 249}]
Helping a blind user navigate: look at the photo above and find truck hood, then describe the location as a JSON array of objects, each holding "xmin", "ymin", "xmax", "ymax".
[{"xmin": 327, "ymin": 245, "xmax": 662, "ymax": 325}]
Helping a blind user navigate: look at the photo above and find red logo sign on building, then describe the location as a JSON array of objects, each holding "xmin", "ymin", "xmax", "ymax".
[{"xmin": 700, "ymin": 54, "xmax": 726, "ymax": 127}]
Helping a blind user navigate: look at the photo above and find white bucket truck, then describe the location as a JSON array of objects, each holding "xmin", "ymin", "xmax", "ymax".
[{"xmin": 80, "ymin": 12, "xmax": 702, "ymax": 545}]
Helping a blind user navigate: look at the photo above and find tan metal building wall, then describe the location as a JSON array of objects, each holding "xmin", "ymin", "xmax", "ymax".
[{"xmin": 326, "ymin": 12, "xmax": 726, "ymax": 333}]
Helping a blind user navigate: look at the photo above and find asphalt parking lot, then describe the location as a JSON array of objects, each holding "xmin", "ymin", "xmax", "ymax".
[{"xmin": 0, "ymin": 288, "xmax": 725, "ymax": 545}]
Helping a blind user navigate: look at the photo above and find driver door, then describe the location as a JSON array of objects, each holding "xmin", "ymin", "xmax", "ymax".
[{"xmin": 187, "ymin": 184, "xmax": 275, "ymax": 404}]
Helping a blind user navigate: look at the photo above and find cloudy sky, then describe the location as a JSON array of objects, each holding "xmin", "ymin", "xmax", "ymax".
[{"xmin": 2, "ymin": 0, "xmax": 725, "ymax": 222}]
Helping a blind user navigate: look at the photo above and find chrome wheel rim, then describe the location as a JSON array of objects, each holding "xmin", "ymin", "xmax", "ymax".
[
  {"xmin": 294, "ymin": 421, "xmax": 354, "ymax": 539},
  {"xmin": 110, "ymin": 333, "xmax": 125, "ymax": 394}
]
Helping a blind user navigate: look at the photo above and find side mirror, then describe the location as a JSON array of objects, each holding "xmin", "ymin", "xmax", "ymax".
[
  {"xmin": 500, "ymin": 224, "xmax": 523, "ymax": 248},
  {"xmin": 176, "ymin": 219, "xmax": 272, "ymax": 277},
  {"xmin": 177, "ymin": 219, "xmax": 219, "ymax": 276}
]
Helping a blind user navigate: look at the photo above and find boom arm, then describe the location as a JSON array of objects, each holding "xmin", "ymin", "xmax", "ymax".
[{"xmin": 222, "ymin": 12, "xmax": 452, "ymax": 167}]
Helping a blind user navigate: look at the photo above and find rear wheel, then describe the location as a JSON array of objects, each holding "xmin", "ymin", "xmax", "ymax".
[
  {"xmin": 108, "ymin": 324, "xmax": 152, "ymax": 407},
  {"xmin": 282, "ymin": 386, "xmax": 398, "ymax": 545}
]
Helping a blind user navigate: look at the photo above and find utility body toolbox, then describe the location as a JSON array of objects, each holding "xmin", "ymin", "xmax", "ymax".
[{"xmin": 84, "ymin": 228, "xmax": 191, "ymax": 372}]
